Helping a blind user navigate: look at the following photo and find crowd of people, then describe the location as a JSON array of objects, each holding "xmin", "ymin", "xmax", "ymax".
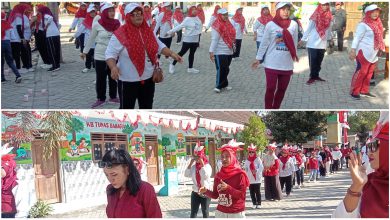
[{"xmin": 1, "ymin": 2, "xmax": 386, "ymax": 109}]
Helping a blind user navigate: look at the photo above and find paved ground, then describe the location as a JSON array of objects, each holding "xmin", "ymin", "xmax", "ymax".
[
  {"xmin": 48, "ymin": 169, "xmax": 352, "ymax": 218},
  {"xmin": 1, "ymin": 15, "xmax": 388, "ymax": 109}
]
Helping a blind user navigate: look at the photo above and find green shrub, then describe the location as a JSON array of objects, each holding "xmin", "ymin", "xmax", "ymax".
[{"xmin": 28, "ymin": 200, "xmax": 53, "ymax": 218}]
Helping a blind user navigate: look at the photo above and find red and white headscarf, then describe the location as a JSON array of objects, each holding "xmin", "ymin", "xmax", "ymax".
[
  {"xmin": 212, "ymin": 5, "xmax": 221, "ymax": 17},
  {"xmin": 309, "ymin": 4, "xmax": 333, "ymax": 40},
  {"xmin": 173, "ymin": 7, "xmax": 184, "ymax": 23},
  {"xmin": 83, "ymin": 6, "xmax": 96, "ymax": 30},
  {"xmin": 194, "ymin": 142, "xmax": 209, "ymax": 188},
  {"xmin": 279, "ymin": 148, "xmax": 290, "ymax": 170},
  {"xmin": 258, "ymin": 7, "xmax": 273, "ymax": 25},
  {"xmin": 197, "ymin": 5, "xmax": 205, "ymax": 24},
  {"xmin": 187, "ymin": 6, "xmax": 197, "ymax": 18},
  {"xmin": 143, "ymin": 5, "xmax": 152, "ymax": 23},
  {"xmin": 114, "ymin": 5, "xmax": 159, "ymax": 77},
  {"xmin": 232, "ymin": 8, "xmax": 245, "ymax": 32},
  {"xmin": 161, "ymin": 6, "xmax": 173, "ymax": 28},
  {"xmin": 247, "ymin": 144, "xmax": 258, "ymax": 180},
  {"xmin": 75, "ymin": 3, "xmax": 88, "ymax": 18},
  {"xmin": 1, "ymin": 12, "xmax": 12, "ymax": 40},
  {"xmin": 8, "ymin": 3, "xmax": 32, "ymax": 33},
  {"xmin": 98, "ymin": 5, "xmax": 120, "ymax": 32},
  {"xmin": 363, "ymin": 9, "xmax": 385, "ymax": 51},
  {"xmin": 212, "ymin": 11, "xmax": 236, "ymax": 49}
]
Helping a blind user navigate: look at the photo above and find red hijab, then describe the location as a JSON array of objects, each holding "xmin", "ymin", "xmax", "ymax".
[
  {"xmin": 1, "ymin": 153, "xmax": 18, "ymax": 192},
  {"xmin": 279, "ymin": 150, "xmax": 290, "ymax": 170},
  {"xmin": 187, "ymin": 6, "xmax": 197, "ymax": 18},
  {"xmin": 232, "ymin": 8, "xmax": 245, "ymax": 32},
  {"xmin": 1, "ymin": 12, "xmax": 12, "ymax": 40},
  {"xmin": 247, "ymin": 148, "xmax": 257, "ymax": 180},
  {"xmin": 34, "ymin": 4, "xmax": 45, "ymax": 33},
  {"xmin": 272, "ymin": 8, "xmax": 299, "ymax": 62},
  {"xmin": 212, "ymin": 5, "xmax": 221, "ymax": 17},
  {"xmin": 197, "ymin": 6, "xmax": 205, "ymax": 24},
  {"xmin": 360, "ymin": 122, "xmax": 389, "ymax": 218},
  {"xmin": 75, "ymin": 4, "xmax": 87, "ymax": 18},
  {"xmin": 98, "ymin": 7, "xmax": 120, "ymax": 32},
  {"xmin": 117, "ymin": 3, "xmax": 125, "ymax": 21},
  {"xmin": 8, "ymin": 3, "xmax": 32, "ymax": 33},
  {"xmin": 309, "ymin": 4, "xmax": 333, "ymax": 40},
  {"xmin": 161, "ymin": 7, "xmax": 173, "ymax": 28},
  {"xmin": 295, "ymin": 152, "xmax": 303, "ymax": 166},
  {"xmin": 194, "ymin": 146, "xmax": 209, "ymax": 188},
  {"xmin": 83, "ymin": 12, "xmax": 95, "ymax": 30},
  {"xmin": 258, "ymin": 7, "xmax": 273, "ymax": 25},
  {"xmin": 173, "ymin": 8, "xmax": 184, "ymax": 23},
  {"xmin": 212, "ymin": 13, "xmax": 236, "ymax": 49},
  {"xmin": 143, "ymin": 6, "xmax": 152, "ymax": 22},
  {"xmin": 37, "ymin": 6, "xmax": 58, "ymax": 28},
  {"xmin": 215, "ymin": 147, "xmax": 249, "ymax": 188},
  {"xmin": 114, "ymin": 12, "xmax": 159, "ymax": 77},
  {"xmin": 363, "ymin": 10, "xmax": 385, "ymax": 51}
]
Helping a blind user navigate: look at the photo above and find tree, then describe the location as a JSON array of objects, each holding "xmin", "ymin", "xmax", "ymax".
[
  {"xmin": 241, "ymin": 116, "xmax": 268, "ymax": 152},
  {"xmin": 262, "ymin": 112, "xmax": 329, "ymax": 144},
  {"xmin": 66, "ymin": 117, "xmax": 84, "ymax": 141},
  {"xmin": 348, "ymin": 111, "xmax": 380, "ymax": 143},
  {"xmin": 162, "ymin": 137, "xmax": 171, "ymax": 147}
]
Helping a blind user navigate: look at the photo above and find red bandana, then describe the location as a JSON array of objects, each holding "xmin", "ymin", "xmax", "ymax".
[
  {"xmin": 212, "ymin": 14, "xmax": 236, "ymax": 49},
  {"xmin": 363, "ymin": 10, "xmax": 385, "ymax": 51},
  {"xmin": 98, "ymin": 8, "xmax": 120, "ymax": 32},
  {"xmin": 309, "ymin": 4, "xmax": 333, "ymax": 39},
  {"xmin": 295, "ymin": 154, "xmax": 303, "ymax": 166},
  {"xmin": 212, "ymin": 5, "xmax": 221, "ymax": 17},
  {"xmin": 114, "ymin": 13, "xmax": 159, "ymax": 77},
  {"xmin": 247, "ymin": 151, "xmax": 257, "ymax": 180},
  {"xmin": 232, "ymin": 9, "xmax": 245, "ymax": 32},
  {"xmin": 279, "ymin": 154, "xmax": 290, "ymax": 170},
  {"xmin": 360, "ymin": 122, "xmax": 389, "ymax": 218},
  {"xmin": 173, "ymin": 9, "xmax": 184, "ymax": 23},
  {"xmin": 1, "ymin": 13, "xmax": 12, "ymax": 40},
  {"xmin": 215, "ymin": 148, "xmax": 249, "ymax": 187},
  {"xmin": 75, "ymin": 5, "xmax": 87, "ymax": 18},
  {"xmin": 82, "ymin": 13, "xmax": 94, "ymax": 30},
  {"xmin": 197, "ymin": 8, "xmax": 205, "ymax": 24},
  {"xmin": 258, "ymin": 8, "xmax": 273, "ymax": 25},
  {"xmin": 161, "ymin": 8, "xmax": 173, "ymax": 28},
  {"xmin": 272, "ymin": 9, "xmax": 299, "ymax": 62}
]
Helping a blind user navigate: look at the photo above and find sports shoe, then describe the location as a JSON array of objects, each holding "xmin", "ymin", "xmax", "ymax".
[
  {"xmin": 91, "ymin": 100, "xmax": 105, "ymax": 108},
  {"xmin": 314, "ymin": 77, "xmax": 326, "ymax": 82},
  {"xmin": 187, "ymin": 68, "xmax": 199, "ymax": 73},
  {"xmin": 350, "ymin": 94, "xmax": 361, "ymax": 100},
  {"xmin": 108, "ymin": 98, "xmax": 120, "ymax": 103},
  {"xmin": 256, "ymin": 205, "xmax": 262, "ymax": 209},
  {"xmin": 252, "ymin": 205, "xmax": 257, "ymax": 209},
  {"xmin": 222, "ymin": 86, "xmax": 232, "ymax": 91},
  {"xmin": 232, "ymin": 58, "xmax": 236, "ymax": 61},
  {"xmin": 28, "ymin": 68, "xmax": 35, "ymax": 72},
  {"xmin": 15, "ymin": 76, "xmax": 22, "ymax": 83},
  {"xmin": 214, "ymin": 88, "xmax": 221, "ymax": 93},
  {"xmin": 41, "ymin": 64, "xmax": 51, "ymax": 69},
  {"xmin": 48, "ymin": 67, "xmax": 61, "ymax": 72},
  {"xmin": 82, "ymin": 68, "xmax": 90, "ymax": 73},
  {"xmin": 361, "ymin": 92, "xmax": 376, "ymax": 98},
  {"xmin": 18, "ymin": 68, "xmax": 28, "ymax": 74},
  {"xmin": 306, "ymin": 78, "xmax": 316, "ymax": 85},
  {"xmin": 169, "ymin": 64, "xmax": 175, "ymax": 74},
  {"xmin": 235, "ymin": 57, "xmax": 242, "ymax": 61}
]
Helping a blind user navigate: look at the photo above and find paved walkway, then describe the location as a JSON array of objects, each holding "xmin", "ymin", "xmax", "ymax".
[
  {"xmin": 48, "ymin": 169, "xmax": 352, "ymax": 218},
  {"xmin": 2, "ymin": 15, "xmax": 388, "ymax": 109}
]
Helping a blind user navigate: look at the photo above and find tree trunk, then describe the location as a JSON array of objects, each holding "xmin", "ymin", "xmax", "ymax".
[
  {"xmin": 48, "ymin": 2, "xmax": 64, "ymax": 63},
  {"xmin": 72, "ymin": 130, "xmax": 76, "ymax": 142}
]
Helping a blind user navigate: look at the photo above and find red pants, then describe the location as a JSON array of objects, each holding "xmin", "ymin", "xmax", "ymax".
[
  {"xmin": 350, "ymin": 50, "xmax": 377, "ymax": 96},
  {"xmin": 264, "ymin": 68, "xmax": 293, "ymax": 109}
]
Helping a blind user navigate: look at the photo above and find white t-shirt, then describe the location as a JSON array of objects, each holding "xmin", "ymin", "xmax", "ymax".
[
  {"xmin": 70, "ymin": 17, "xmax": 85, "ymax": 30},
  {"xmin": 84, "ymin": 20, "xmax": 112, "ymax": 60},
  {"xmin": 74, "ymin": 24, "xmax": 94, "ymax": 49},
  {"xmin": 105, "ymin": 35, "xmax": 166, "ymax": 82},
  {"xmin": 3, "ymin": 28, "xmax": 16, "ymax": 41},
  {"xmin": 184, "ymin": 163, "xmax": 212, "ymax": 192},
  {"xmin": 44, "ymin": 14, "xmax": 60, "ymax": 37},
  {"xmin": 244, "ymin": 157, "xmax": 264, "ymax": 184},
  {"xmin": 256, "ymin": 21, "xmax": 298, "ymax": 71},
  {"xmin": 278, "ymin": 157, "xmax": 295, "ymax": 177},
  {"xmin": 301, "ymin": 20, "xmax": 333, "ymax": 49},
  {"xmin": 154, "ymin": 12, "xmax": 174, "ymax": 39},
  {"xmin": 209, "ymin": 29, "xmax": 234, "ymax": 55},
  {"xmin": 351, "ymin": 22, "xmax": 380, "ymax": 63},
  {"xmin": 206, "ymin": 15, "xmax": 216, "ymax": 30},
  {"xmin": 230, "ymin": 19, "xmax": 246, "ymax": 40},
  {"xmin": 169, "ymin": 17, "xmax": 202, "ymax": 43},
  {"xmin": 11, "ymin": 15, "xmax": 31, "ymax": 40},
  {"xmin": 253, "ymin": 19, "xmax": 266, "ymax": 42}
]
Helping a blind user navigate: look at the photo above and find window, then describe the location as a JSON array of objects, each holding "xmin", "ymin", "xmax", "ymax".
[
  {"xmin": 185, "ymin": 136, "xmax": 206, "ymax": 156},
  {"xmin": 91, "ymin": 133, "xmax": 128, "ymax": 162}
]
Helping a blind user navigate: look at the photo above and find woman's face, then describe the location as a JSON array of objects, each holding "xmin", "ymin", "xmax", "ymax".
[
  {"xmin": 321, "ymin": 3, "xmax": 330, "ymax": 11},
  {"xmin": 221, "ymin": 13, "xmax": 229, "ymax": 21},
  {"xmin": 104, "ymin": 165, "xmax": 129, "ymax": 189},
  {"xmin": 90, "ymin": 11, "xmax": 96, "ymax": 17},
  {"xmin": 130, "ymin": 8, "xmax": 144, "ymax": 26},
  {"xmin": 368, "ymin": 145, "xmax": 380, "ymax": 170},
  {"xmin": 191, "ymin": 8, "xmax": 198, "ymax": 16},
  {"xmin": 262, "ymin": 8, "xmax": 270, "ymax": 15},
  {"xmin": 370, "ymin": 10, "xmax": 380, "ymax": 20},
  {"xmin": 80, "ymin": 4, "xmax": 87, "ymax": 10},
  {"xmin": 237, "ymin": 8, "xmax": 243, "ymax": 15},
  {"xmin": 279, "ymin": 6, "xmax": 291, "ymax": 19},
  {"xmin": 268, "ymin": 149, "xmax": 274, "ymax": 155},
  {"xmin": 108, "ymin": 7, "xmax": 116, "ymax": 19},
  {"xmin": 221, "ymin": 151, "xmax": 231, "ymax": 167}
]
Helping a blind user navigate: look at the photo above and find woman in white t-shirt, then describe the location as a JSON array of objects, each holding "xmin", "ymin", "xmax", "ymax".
[
  {"xmin": 253, "ymin": 5, "xmax": 273, "ymax": 51},
  {"xmin": 230, "ymin": 7, "xmax": 247, "ymax": 60},
  {"xmin": 252, "ymin": 2, "xmax": 299, "ymax": 109},
  {"xmin": 172, "ymin": 6, "xmax": 184, "ymax": 45},
  {"xmin": 205, "ymin": 5, "xmax": 221, "ymax": 33},
  {"xmin": 244, "ymin": 144, "xmax": 264, "ymax": 209},
  {"xmin": 349, "ymin": 4, "xmax": 385, "ymax": 100}
]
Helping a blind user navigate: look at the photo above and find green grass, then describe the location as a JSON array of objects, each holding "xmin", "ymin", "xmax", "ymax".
[
  {"xmin": 15, "ymin": 158, "xmax": 33, "ymax": 164},
  {"xmin": 60, "ymin": 148, "xmax": 92, "ymax": 161}
]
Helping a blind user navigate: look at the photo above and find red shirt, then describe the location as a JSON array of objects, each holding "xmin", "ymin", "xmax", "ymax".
[
  {"xmin": 205, "ymin": 173, "xmax": 247, "ymax": 214},
  {"xmin": 106, "ymin": 181, "xmax": 162, "ymax": 218},
  {"xmin": 263, "ymin": 159, "xmax": 280, "ymax": 176},
  {"xmin": 342, "ymin": 148, "xmax": 352, "ymax": 157},
  {"xmin": 308, "ymin": 157, "xmax": 319, "ymax": 170}
]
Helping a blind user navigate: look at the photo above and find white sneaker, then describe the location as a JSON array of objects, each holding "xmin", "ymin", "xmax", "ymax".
[
  {"xmin": 93, "ymin": 80, "xmax": 96, "ymax": 84},
  {"xmin": 222, "ymin": 86, "xmax": 232, "ymax": 91},
  {"xmin": 169, "ymin": 64, "xmax": 175, "ymax": 74},
  {"xmin": 252, "ymin": 205, "xmax": 256, "ymax": 209},
  {"xmin": 18, "ymin": 68, "xmax": 28, "ymax": 74},
  {"xmin": 256, "ymin": 205, "xmax": 261, "ymax": 209},
  {"xmin": 232, "ymin": 58, "xmax": 236, "ymax": 61},
  {"xmin": 187, "ymin": 68, "xmax": 199, "ymax": 73},
  {"xmin": 214, "ymin": 88, "xmax": 221, "ymax": 93},
  {"xmin": 41, "ymin": 64, "xmax": 51, "ymax": 69},
  {"xmin": 28, "ymin": 68, "xmax": 35, "ymax": 72},
  {"xmin": 82, "ymin": 68, "xmax": 90, "ymax": 73},
  {"xmin": 176, "ymin": 42, "xmax": 181, "ymax": 45}
]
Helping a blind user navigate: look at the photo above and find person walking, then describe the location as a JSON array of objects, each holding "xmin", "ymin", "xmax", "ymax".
[
  {"xmin": 143, "ymin": 4, "xmax": 153, "ymax": 27},
  {"xmin": 300, "ymin": 1, "xmax": 333, "ymax": 84},
  {"xmin": 263, "ymin": 143, "xmax": 283, "ymax": 201},
  {"xmin": 199, "ymin": 140, "xmax": 249, "ymax": 218},
  {"xmin": 31, "ymin": 4, "xmax": 51, "ymax": 69},
  {"xmin": 154, "ymin": 2, "xmax": 174, "ymax": 60},
  {"xmin": 279, "ymin": 148, "xmax": 294, "ymax": 197},
  {"xmin": 349, "ymin": 4, "xmax": 385, "ymax": 100},
  {"xmin": 231, "ymin": 7, "xmax": 247, "ymax": 60},
  {"xmin": 167, "ymin": 5, "xmax": 202, "ymax": 74},
  {"xmin": 172, "ymin": 5, "xmax": 184, "ymax": 45},
  {"xmin": 244, "ymin": 144, "xmax": 263, "ymax": 209},
  {"xmin": 69, "ymin": 2, "xmax": 87, "ymax": 50},
  {"xmin": 209, "ymin": 8, "xmax": 236, "ymax": 93},
  {"xmin": 331, "ymin": 146, "xmax": 342, "ymax": 173},
  {"xmin": 205, "ymin": 5, "xmax": 221, "ymax": 32},
  {"xmin": 333, "ymin": 2, "xmax": 346, "ymax": 51},
  {"xmin": 184, "ymin": 143, "xmax": 212, "ymax": 218},
  {"xmin": 82, "ymin": 2, "xmax": 120, "ymax": 108},
  {"xmin": 307, "ymin": 151, "xmax": 319, "ymax": 182},
  {"xmin": 252, "ymin": 2, "xmax": 299, "ymax": 109},
  {"xmin": 1, "ymin": 12, "xmax": 22, "ymax": 83},
  {"xmin": 105, "ymin": 3, "xmax": 182, "ymax": 109},
  {"xmin": 253, "ymin": 5, "xmax": 273, "ymax": 51}
]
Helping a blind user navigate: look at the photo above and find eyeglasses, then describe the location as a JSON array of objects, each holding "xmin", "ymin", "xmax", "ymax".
[
  {"xmin": 98, "ymin": 161, "xmax": 125, "ymax": 169},
  {"xmin": 367, "ymin": 139, "xmax": 380, "ymax": 153}
]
